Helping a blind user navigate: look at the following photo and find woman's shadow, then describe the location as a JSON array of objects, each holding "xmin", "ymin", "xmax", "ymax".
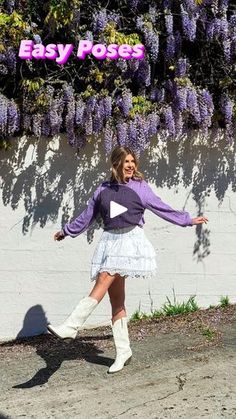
[{"xmin": 9, "ymin": 305, "xmax": 113, "ymax": 389}]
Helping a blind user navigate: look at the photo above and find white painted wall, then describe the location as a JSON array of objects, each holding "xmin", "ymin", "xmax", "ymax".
[{"xmin": 0, "ymin": 133, "xmax": 235, "ymax": 340}]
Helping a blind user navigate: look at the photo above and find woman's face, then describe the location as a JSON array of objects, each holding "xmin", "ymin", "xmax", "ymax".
[{"xmin": 122, "ymin": 154, "xmax": 136, "ymax": 180}]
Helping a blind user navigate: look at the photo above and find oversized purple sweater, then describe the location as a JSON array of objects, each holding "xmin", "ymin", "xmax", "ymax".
[{"xmin": 63, "ymin": 178, "xmax": 193, "ymax": 237}]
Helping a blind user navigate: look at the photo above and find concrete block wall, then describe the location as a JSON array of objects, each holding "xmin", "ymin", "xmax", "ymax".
[{"xmin": 0, "ymin": 134, "xmax": 235, "ymax": 340}]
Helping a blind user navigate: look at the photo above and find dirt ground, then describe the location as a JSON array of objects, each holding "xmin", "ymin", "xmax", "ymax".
[{"xmin": 0, "ymin": 305, "xmax": 236, "ymax": 419}]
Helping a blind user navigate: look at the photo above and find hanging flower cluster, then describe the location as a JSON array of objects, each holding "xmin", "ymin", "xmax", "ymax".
[{"xmin": 0, "ymin": 0, "xmax": 236, "ymax": 152}]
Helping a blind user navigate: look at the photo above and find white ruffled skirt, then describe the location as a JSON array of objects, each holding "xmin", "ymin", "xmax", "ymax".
[{"xmin": 90, "ymin": 225, "xmax": 157, "ymax": 281}]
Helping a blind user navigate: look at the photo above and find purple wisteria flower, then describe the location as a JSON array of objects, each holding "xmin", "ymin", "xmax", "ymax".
[
  {"xmin": 108, "ymin": 12, "xmax": 121, "ymax": 26},
  {"xmin": 166, "ymin": 35, "xmax": 175, "ymax": 60},
  {"xmin": 156, "ymin": 88, "xmax": 165, "ymax": 103},
  {"xmin": 0, "ymin": 94, "xmax": 8, "ymax": 135},
  {"xmin": 7, "ymin": 99, "xmax": 20, "ymax": 135},
  {"xmin": 93, "ymin": 9, "xmax": 108, "ymax": 33},
  {"xmin": 219, "ymin": 0, "xmax": 229, "ymax": 13},
  {"xmin": 104, "ymin": 121, "xmax": 114, "ymax": 153},
  {"xmin": 198, "ymin": 89, "xmax": 214, "ymax": 135},
  {"xmin": 75, "ymin": 98, "xmax": 85, "ymax": 126},
  {"xmin": 206, "ymin": 20, "xmax": 215, "ymax": 40},
  {"xmin": 181, "ymin": 5, "xmax": 197, "ymax": 41},
  {"xmin": 187, "ymin": 88, "xmax": 201, "ymax": 123},
  {"xmin": 135, "ymin": 114, "xmax": 150, "ymax": 151},
  {"xmin": 23, "ymin": 114, "xmax": 32, "ymax": 132},
  {"xmin": 117, "ymin": 121, "xmax": 128, "ymax": 146},
  {"xmin": 63, "ymin": 85, "xmax": 75, "ymax": 146},
  {"xmin": 93, "ymin": 102, "xmax": 103, "ymax": 134},
  {"xmin": 174, "ymin": 111, "xmax": 184, "ymax": 138},
  {"xmin": 183, "ymin": 0, "xmax": 197, "ymax": 14},
  {"xmin": 66, "ymin": 93, "xmax": 76, "ymax": 145},
  {"xmin": 120, "ymin": 90, "xmax": 133, "ymax": 117},
  {"xmin": 202, "ymin": 90, "xmax": 214, "ymax": 115},
  {"xmin": 220, "ymin": 19, "xmax": 229, "ymax": 41},
  {"xmin": 165, "ymin": 12, "xmax": 173, "ymax": 35},
  {"xmin": 98, "ymin": 98, "xmax": 106, "ymax": 121},
  {"xmin": 223, "ymin": 39, "xmax": 231, "ymax": 62},
  {"xmin": 85, "ymin": 114, "xmax": 93, "ymax": 136},
  {"xmin": 33, "ymin": 34, "xmax": 42, "ymax": 44},
  {"xmin": 176, "ymin": 86, "xmax": 188, "ymax": 111},
  {"xmin": 143, "ymin": 28, "xmax": 159, "ymax": 62},
  {"xmin": 50, "ymin": 96, "xmax": 64, "ymax": 135},
  {"xmin": 127, "ymin": 120, "xmax": 138, "ymax": 151},
  {"xmin": 136, "ymin": 16, "xmax": 144, "ymax": 31},
  {"xmin": 6, "ymin": 48, "xmax": 16, "ymax": 74},
  {"xmin": 175, "ymin": 58, "xmax": 188, "ymax": 77},
  {"xmin": 137, "ymin": 60, "xmax": 151, "ymax": 86},
  {"xmin": 86, "ymin": 96, "xmax": 97, "ymax": 113},
  {"xmin": 147, "ymin": 112, "xmax": 160, "ymax": 136},
  {"xmin": 32, "ymin": 113, "xmax": 43, "ymax": 137},
  {"xmin": 220, "ymin": 94, "xmax": 233, "ymax": 125},
  {"xmin": 129, "ymin": 0, "xmax": 140, "ymax": 10},
  {"xmin": 85, "ymin": 31, "xmax": 93, "ymax": 41},
  {"xmin": 163, "ymin": 0, "xmax": 172, "ymax": 8},
  {"xmin": 41, "ymin": 114, "xmax": 51, "ymax": 137},
  {"xmin": 164, "ymin": 106, "xmax": 175, "ymax": 137},
  {"xmin": 150, "ymin": 87, "xmax": 158, "ymax": 101},
  {"xmin": 103, "ymin": 96, "xmax": 112, "ymax": 118},
  {"xmin": 148, "ymin": 4, "xmax": 157, "ymax": 24}
]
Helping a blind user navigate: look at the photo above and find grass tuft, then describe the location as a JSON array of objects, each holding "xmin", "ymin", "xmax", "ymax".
[
  {"xmin": 199, "ymin": 325, "xmax": 216, "ymax": 340},
  {"xmin": 219, "ymin": 295, "xmax": 230, "ymax": 307}
]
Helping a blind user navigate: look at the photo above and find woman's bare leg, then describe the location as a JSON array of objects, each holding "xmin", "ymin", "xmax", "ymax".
[
  {"xmin": 89, "ymin": 271, "xmax": 117, "ymax": 302},
  {"xmin": 108, "ymin": 274, "xmax": 126, "ymax": 324}
]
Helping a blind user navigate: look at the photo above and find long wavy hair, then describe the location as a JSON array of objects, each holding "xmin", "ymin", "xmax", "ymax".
[{"xmin": 110, "ymin": 146, "xmax": 144, "ymax": 184}]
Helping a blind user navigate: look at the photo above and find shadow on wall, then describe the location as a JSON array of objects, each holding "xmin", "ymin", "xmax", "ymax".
[
  {"xmin": 17, "ymin": 304, "xmax": 48, "ymax": 338},
  {"xmin": 0, "ymin": 132, "xmax": 236, "ymax": 262}
]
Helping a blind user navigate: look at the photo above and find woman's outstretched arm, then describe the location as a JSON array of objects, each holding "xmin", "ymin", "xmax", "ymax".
[
  {"xmin": 143, "ymin": 181, "xmax": 208, "ymax": 227},
  {"xmin": 54, "ymin": 185, "xmax": 102, "ymax": 241}
]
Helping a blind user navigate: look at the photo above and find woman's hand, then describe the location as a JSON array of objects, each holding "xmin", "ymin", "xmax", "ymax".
[
  {"xmin": 191, "ymin": 216, "xmax": 208, "ymax": 225},
  {"xmin": 54, "ymin": 230, "xmax": 65, "ymax": 241}
]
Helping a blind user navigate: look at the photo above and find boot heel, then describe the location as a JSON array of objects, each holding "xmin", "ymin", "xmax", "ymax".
[{"xmin": 124, "ymin": 356, "xmax": 132, "ymax": 366}]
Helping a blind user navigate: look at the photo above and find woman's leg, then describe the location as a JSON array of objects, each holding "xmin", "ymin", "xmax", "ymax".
[
  {"xmin": 89, "ymin": 271, "xmax": 118, "ymax": 302},
  {"xmin": 47, "ymin": 271, "xmax": 117, "ymax": 339},
  {"xmin": 108, "ymin": 275, "xmax": 126, "ymax": 323},
  {"xmin": 107, "ymin": 274, "xmax": 132, "ymax": 373}
]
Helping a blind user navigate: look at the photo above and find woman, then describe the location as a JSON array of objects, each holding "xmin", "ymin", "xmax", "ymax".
[{"xmin": 47, "ymin": 146, "xmax": 208, "ymax": 373}]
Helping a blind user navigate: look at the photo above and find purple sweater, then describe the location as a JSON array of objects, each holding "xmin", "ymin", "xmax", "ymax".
[{"xmin": 63, "ymin": 179, "xmax": 193, "ymax": 237}]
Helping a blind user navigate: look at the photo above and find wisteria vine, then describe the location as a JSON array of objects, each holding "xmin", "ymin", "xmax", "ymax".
[{"xmin": 0, "ymin": 0, "xmax": 236, "ymax": 152}]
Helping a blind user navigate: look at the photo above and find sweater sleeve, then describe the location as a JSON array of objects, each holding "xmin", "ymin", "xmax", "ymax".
[
  {"xmin": 63, "ymin": 185, "xmax": 101, "ymax": 238},
  {"xmin": 144, "ymin": 181, "xmax": 193, "ymax": 227}
]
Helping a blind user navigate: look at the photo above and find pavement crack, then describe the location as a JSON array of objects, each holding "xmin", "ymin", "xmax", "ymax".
[
  {"xmin": 176, "ymin": 372, "xmax": 187, "ymax": 390},
  {"xmin": 116, "ymin": 389, "xmax": 183, "ymax": 416}
]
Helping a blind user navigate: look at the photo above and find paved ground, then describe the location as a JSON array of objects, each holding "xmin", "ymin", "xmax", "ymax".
[{"xmin": 0, "ymin": 306, "xmax": 236, "ymax": 419}]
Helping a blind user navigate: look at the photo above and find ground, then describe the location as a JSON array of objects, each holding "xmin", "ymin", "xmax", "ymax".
[{"xmin": 0, "ymin": 305, "xmax": 236, "ymax": 419}]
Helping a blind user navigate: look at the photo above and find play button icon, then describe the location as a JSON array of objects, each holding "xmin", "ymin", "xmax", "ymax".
[{"xmin": 110, "ymin": 201, "xmax": 128, "ymax": 218}]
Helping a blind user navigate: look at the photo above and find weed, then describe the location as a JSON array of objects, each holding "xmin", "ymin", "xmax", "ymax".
[
  {"xmin": 200, "ymin": 325, "xmax": 216, "ymax": 340},
  {"xmin": 219, "ymin": 295, "xmax": 230, "ymax": 307},
  {"xmin": 161, "ymin": 289, "xmax": 199, "ymax": 316},
  {"xmin": 130, "ymin": 310, "xmax": 150, "ymax": 322}
]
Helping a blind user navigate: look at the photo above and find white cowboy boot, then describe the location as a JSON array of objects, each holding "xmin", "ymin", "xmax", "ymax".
[
  {"xmin": 47, "ymin": 296, "xmax": 98, "ymax": 339},
  {"xmin": 108, "ymin": 317, "xmax": 132, "ymax": 374}
]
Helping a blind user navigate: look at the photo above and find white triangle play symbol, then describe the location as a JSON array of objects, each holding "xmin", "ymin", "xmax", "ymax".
[{"xmin": 110, "ymin": 201, "xmax": 128, "ymax": 218}]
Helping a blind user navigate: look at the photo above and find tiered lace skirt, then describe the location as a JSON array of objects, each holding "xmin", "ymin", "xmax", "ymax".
[{"xmin": 90, "ymin": 225, "xmax": 157, "ymax": 281}]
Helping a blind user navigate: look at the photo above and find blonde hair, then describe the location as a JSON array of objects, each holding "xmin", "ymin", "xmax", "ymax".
[{"xmin": 110, "ymin": 146, "xmax": 144, "ymax": 184}]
